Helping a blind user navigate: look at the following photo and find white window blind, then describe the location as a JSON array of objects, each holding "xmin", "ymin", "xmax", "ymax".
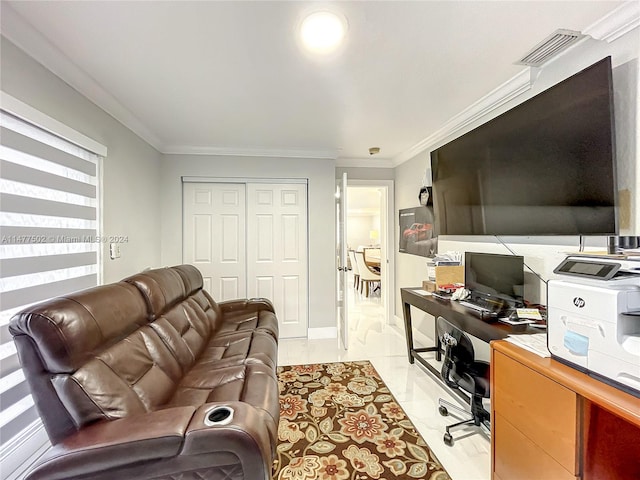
[{"xmin": 0, "ymin": 107, "xmax": 103, "ymax": 479}]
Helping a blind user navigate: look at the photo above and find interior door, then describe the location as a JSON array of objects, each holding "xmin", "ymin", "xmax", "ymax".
[
  {"xmin": 247, "ymin": 183, "xmax": 308, "ymax": 338},
  {"xmin": 183, "ymin": 183, "xmax": 246, "ymax": 300},
  {"xmin": 336, "ymin": 172, "xmax": 348, "ymax": 350}
]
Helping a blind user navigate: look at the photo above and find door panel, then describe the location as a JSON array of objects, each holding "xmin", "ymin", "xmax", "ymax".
[
  {"xmin": 248, "ymin": 184, "xmax": 308, "ymax": 338},
  {"xmin": 183, "ymin": 183, "xmax": 246, "ymax": 301},
  {"xmin": 336, "ymin": 173, "xmax": 348, "ymax": 350}
]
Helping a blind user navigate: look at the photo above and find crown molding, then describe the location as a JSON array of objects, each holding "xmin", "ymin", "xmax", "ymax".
[
  {"xmin": 392, "ymin": 68, "xmax": 532, "ymax": 167},
  {"xmin": 1, "ymin": 4, "xmax": 164, "ymax": 152},
  {"xmin": 583, "ymin": 1, "xmax": 640, "ymax": 43},
  {"xmin": 162, "ymin": 144, "xmax": 338, "ymax": 159}
]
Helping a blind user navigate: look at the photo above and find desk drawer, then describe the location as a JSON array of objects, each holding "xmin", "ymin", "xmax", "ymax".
[
  {"xmin": 494, "ymin": 413, "xmax": 578, "ymax": 480},
  {"xmin": 493, "ymin": 350, "xmax": 579, "ymax": 474}
]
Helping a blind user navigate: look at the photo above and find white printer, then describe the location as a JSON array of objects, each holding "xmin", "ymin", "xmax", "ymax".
[{"xmin": 547, "ymin": 255, "xmax": 640, "ymax": 396}]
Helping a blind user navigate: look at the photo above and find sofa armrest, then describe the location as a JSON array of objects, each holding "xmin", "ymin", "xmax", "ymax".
[
  {"xmin": 218, "ymin": 298, "xmax": 275, "ymax": 315},
  {"xmin": 183, "ymin": 402, "xmax": 276, "ymax": 480},
  {"xmin": 25, "ymin": 407, "xmax": 196, "ymax": 480}
]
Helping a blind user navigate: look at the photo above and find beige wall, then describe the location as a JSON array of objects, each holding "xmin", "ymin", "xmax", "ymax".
[{"xmin": 1, "ymin": 37, "xmax": 163, "ymax": 283}]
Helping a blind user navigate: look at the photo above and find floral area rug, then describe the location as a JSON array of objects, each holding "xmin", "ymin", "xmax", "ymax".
[{"xmin": 274, "ymin": 360, "xmax": 451, "ymax": 480}]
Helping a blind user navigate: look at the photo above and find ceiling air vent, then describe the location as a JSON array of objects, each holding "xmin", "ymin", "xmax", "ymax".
[{"xmin": 515, "ymin": 29, "xmax": 584, "ymax": 67}]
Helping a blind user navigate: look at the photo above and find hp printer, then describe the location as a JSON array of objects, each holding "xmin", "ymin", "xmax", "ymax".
[{"xmin": 547, "ymin": 255, "xmax": 640, "ymax": 397}]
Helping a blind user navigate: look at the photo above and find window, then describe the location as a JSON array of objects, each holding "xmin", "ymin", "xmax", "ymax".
[{"xmin": 0, "ymin": 94, "xmax": 105, "ymax": 479}]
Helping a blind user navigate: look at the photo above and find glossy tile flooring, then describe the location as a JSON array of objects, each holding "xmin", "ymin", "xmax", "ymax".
[{"xmin": 278, "ymin": 282, "xmax": 491, "ymax": 480}]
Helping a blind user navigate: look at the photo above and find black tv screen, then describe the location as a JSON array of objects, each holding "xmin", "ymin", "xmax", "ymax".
[
  {"xmin": 431, "ymin": 57, "xmax": 617, "ymax": 236},
  {"xmin": 465, "ymin": 252, "xmax": 524, "ymax": 307}
]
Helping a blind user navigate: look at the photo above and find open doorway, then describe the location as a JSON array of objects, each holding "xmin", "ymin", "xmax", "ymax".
[{"xmin": 345, "ymin": 180, "xmax": 394, "ymax": 345}]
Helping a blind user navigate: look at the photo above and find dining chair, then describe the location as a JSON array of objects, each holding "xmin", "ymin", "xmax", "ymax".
[
  {"xmin": 354, "ymin": 250, "xmax": 381, "ymax": 296},
  {"xmin": 348, "ymin": 250, "xmax": 360, "ymax": 290}
]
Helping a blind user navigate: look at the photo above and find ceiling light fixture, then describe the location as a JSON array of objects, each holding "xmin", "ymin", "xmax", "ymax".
[{"xmin": 300, "ymin": 11, "xmax": 347, "ymax": 54}]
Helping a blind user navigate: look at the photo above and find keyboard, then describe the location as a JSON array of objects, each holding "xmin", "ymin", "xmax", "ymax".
[{"xmin": 459, "ymin": 300, "xmax": 494, "ymax": 315}]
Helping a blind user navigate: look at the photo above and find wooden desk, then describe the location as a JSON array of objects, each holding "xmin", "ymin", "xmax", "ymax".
[
  {"xmin": 491, "ymin": 340, "xmax": 640, "ymax": 480},
  {"xmin": 400, "ymin": 287, "xmax": 537, "ymax": 378}
]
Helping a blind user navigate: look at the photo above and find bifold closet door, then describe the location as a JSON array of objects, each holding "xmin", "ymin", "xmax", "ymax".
[
  {"xmin": 247, "ymin": 184, "xmax": 308, "ymax": 338},
  {"xmin": 183, "ymin": 183, "xmax": 246, "ymax": 301},
  {"xmin": 183, "ymin": 181, "xmax": 308, "ymax": 338}
]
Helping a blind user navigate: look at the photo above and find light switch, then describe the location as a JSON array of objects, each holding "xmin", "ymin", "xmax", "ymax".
[{"xmin": 109, "ymin": 243, "xmax": 121, "ymax": 259}]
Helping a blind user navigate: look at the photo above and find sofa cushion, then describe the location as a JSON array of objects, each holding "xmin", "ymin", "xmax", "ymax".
[
  {"xmin": 52, "ymin": 325, "xmax": 182, "ymax": 428},
  {"xmin": 172, "ymin": 264, "xmax": 206, "ymax": 296},
  {"xmin": 9, "ymin": 282, "xmax": 148, "ymax": 373},
  {"xmin": 215, "ymin": 304, "xmax": 279, "ymax": 339},
  {"xmin": 173, "ymin": 265, "xmax": 278, "ymax": 339},
  {"xmin": 168, "ymin": 363, "xmax": 279, "ymax": 426},
  {"xmin": 125, "ymin": 268, "xmax": 186, "ymax": 319},
  {"xmin": 151, "ymin": 315, "xmax": 277, "ymax": 374}
]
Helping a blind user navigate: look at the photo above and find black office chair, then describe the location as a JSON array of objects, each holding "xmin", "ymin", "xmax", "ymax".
[{"xmin": 436, "ymin": 316, "xmax": 491, "ymax": 446}]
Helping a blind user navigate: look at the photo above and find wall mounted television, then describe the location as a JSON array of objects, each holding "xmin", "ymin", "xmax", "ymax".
[{"xmin": 431, "ymin": 57, "xmax": 617, "ymax": 236}]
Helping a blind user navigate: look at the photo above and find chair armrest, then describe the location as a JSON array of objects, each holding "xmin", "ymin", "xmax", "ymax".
[
  {"xmin": 183, "ymin": 402, "xmax": 276, "ymax": 480},
  {"xmin": 25, "ymin": 407, "xmax": 196, "ymax": 480},
  {"xmin": 218, "ymin": 298, "xmax": 275, "ymax": 315}
]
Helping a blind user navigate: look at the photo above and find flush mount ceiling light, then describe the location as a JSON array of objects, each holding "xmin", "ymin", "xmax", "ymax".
[{"xmin": 300, "ymin": 11, "xmax": 347, "ymax": 54}]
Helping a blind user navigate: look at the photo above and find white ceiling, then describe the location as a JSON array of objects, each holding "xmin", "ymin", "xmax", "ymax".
[{"xmin": 0, "ymin": 1, "xmax": 626, "ymax": 166}]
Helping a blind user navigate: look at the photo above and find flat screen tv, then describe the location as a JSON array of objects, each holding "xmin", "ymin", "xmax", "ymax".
[
  {"xmin": 431, "ymin": 57, "xmax": 617, "ymax": 236},
  {"xmin": 465, "ymin": 252, "xmax": 524, "ymax": 308}
]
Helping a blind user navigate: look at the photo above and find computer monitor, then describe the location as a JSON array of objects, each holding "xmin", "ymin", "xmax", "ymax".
[{"xmin": 464, "ymin": 252, "xmax": 525, "ymax": 308}]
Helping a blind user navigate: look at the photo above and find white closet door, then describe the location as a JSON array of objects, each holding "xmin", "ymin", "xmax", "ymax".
[
  {"xmin": 183, "ymin": 183, "xmax": 246, "ymax": 301},
  {"xmin": 247, "ymin": 184, "xmax": 308, "ymax": 338}
]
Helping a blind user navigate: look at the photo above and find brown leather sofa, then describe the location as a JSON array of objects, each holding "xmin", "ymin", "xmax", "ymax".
[{"xmin": 9, "ymin": 264, "xmax": 279, "ymax": 480}]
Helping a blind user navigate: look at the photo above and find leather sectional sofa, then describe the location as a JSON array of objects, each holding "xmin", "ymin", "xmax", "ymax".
[{"xmin": 9, "ymin": 264, "xmax": 279, "ymax": 480}]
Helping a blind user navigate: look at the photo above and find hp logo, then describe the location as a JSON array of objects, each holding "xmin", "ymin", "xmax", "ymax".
[{"xmin": 573, "ymin": 297, "xmax": 585, "ymax": 308}]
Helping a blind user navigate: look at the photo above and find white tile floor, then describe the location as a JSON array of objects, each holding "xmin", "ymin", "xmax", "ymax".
[{"xmin": 278, "ymin": 280, "xmax": 491, "ymax": 480}]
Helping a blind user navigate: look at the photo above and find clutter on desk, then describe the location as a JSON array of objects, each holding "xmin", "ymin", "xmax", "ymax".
[
  {"xmin": 421, "ymin": 280, "xmax": 437, "ymax": 292},
  {"xmin": 516, "ymin": 308, "xmax": 543, "ymax": 320},
  {"xmin": 499, "ymin": 316, "xmax": 535, "ymax": 326},
  {"xmin": 451, "ymin": 287, "xmax": 470, "ymax": 301},
  {"xmin": 498, "ymin": 307, "xmax": 547, "ymax": 327},
  {"xmin": 411, "ymin": 288, "xmax": 432, "ymax": 296},
  {"xmin": 432, "ymin": 251, "xmax": 463, "ymax": 264},
  {"xmin": 426, "ymin": 251, "xmax": 462, "ymax": 282},
  {"xmin": 504, "ymin": 333, "xmax": 550, "ymax": 358}
]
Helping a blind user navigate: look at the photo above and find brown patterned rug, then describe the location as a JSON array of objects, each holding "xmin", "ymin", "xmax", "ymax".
[{"xmin": 274, "ymin": 360, "xmax": 451, "ymax": 480}]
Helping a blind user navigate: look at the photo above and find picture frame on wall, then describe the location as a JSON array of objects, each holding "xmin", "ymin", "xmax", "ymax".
[{"xmin": 399, "ymin": 205, "xmax": 437, "ymax": 258}]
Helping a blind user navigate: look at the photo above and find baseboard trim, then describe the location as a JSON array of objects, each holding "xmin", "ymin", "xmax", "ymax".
[{"xmin": 307, "ymin": 327, "xmax": 338, "ymax": 339}]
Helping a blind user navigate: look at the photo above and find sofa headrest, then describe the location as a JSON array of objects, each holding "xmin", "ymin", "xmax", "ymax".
[
  {"xmin": 172, "ymin": 264, "xmax": 204, "ymax": 295},
  {"xmin": 125, "ymin": 267, "xmax": 186, "ymax": 319},
  {"xmin": 9, "ymin": 282, "xmax": 148, "ymax": 374}
]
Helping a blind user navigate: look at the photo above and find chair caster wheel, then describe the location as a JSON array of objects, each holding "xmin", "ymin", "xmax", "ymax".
[
  {"xmin": 444, "ymin": 432, "xmax": 454, "ymax": 446},
  {"xmin": 439, "ymin": 406, "xmax": 448, "ymax": 416}
]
